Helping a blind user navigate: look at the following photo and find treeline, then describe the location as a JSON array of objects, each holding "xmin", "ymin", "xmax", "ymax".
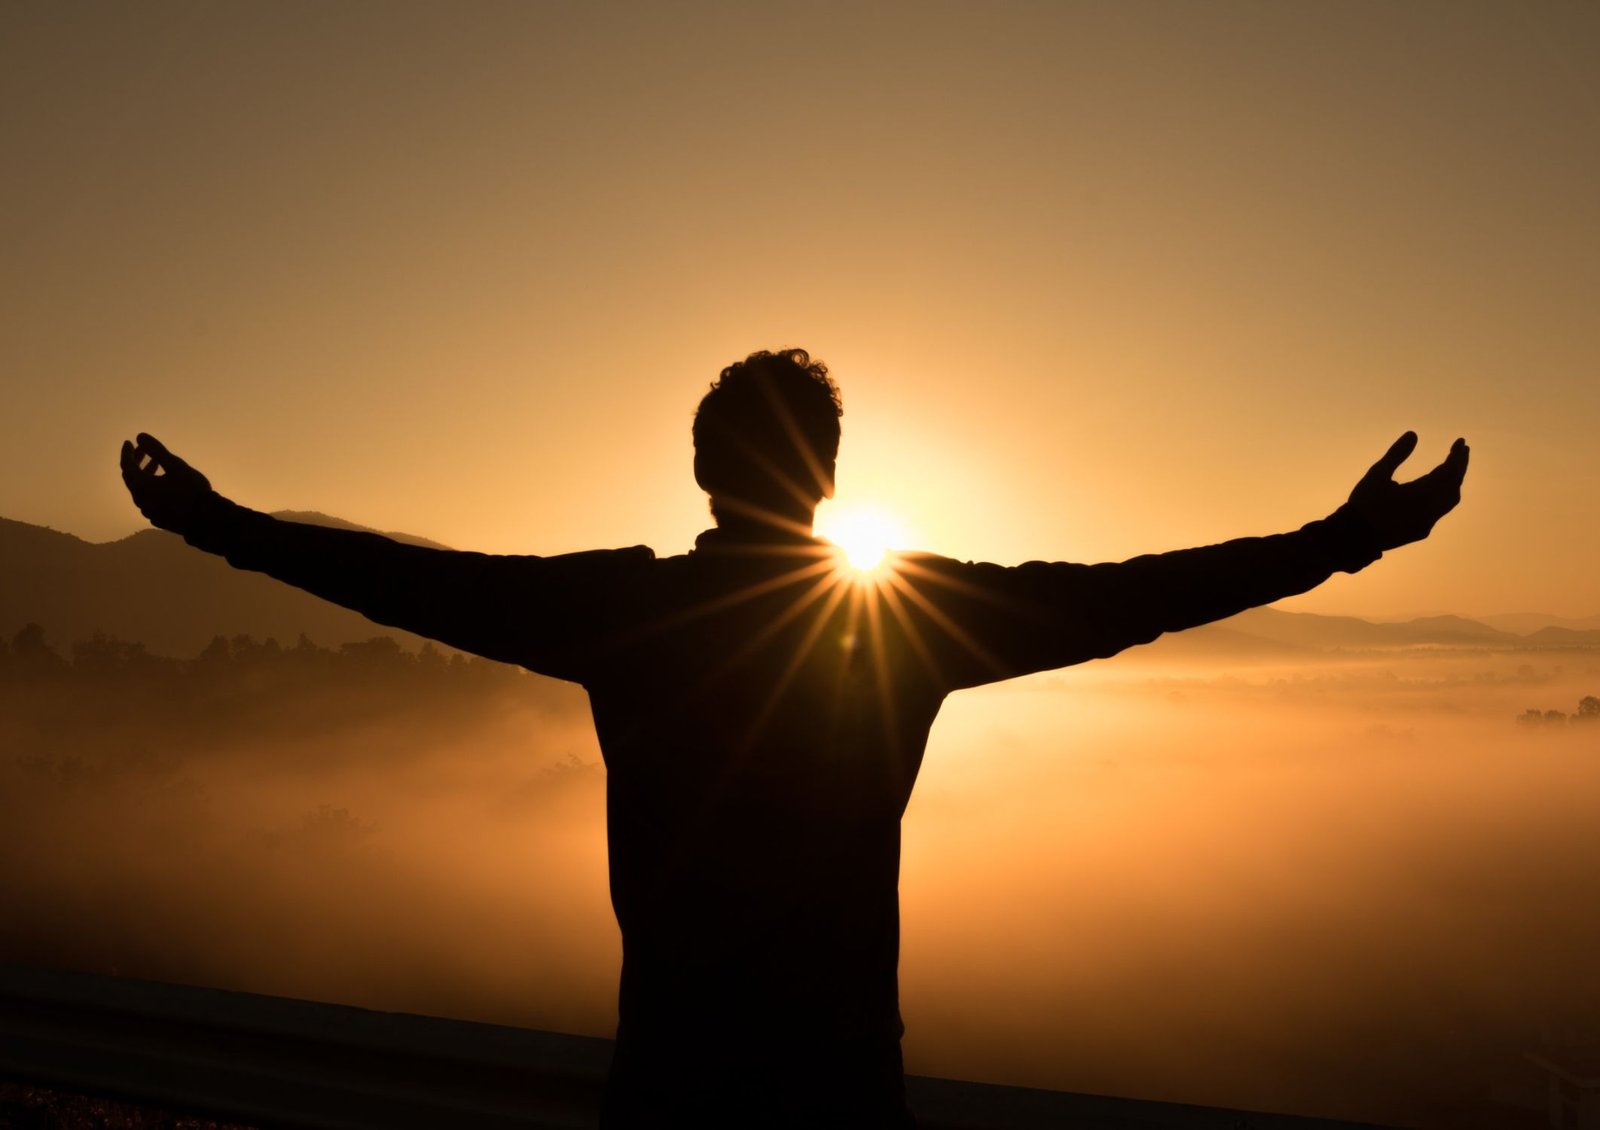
[
  {"xmin": 1, "ymin": 621, "xmax": 518, "ymax": 684},
  {"xmin": 1517, "ymin": 696, "xmax": 1600, "ymax": 727},
  {"xmin": 0, "ymin": 622, "xmax": 587, "ymax": 756}
]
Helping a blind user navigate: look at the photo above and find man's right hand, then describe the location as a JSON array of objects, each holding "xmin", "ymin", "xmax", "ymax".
[{"xmin": 120, "ymin": 432, "xmax": 212, "ymax": 534}]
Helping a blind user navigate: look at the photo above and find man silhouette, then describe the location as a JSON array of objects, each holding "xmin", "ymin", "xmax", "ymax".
[{"xmin": 121, "ymin": 348, "xmax": 1468, "ymax": 1128}]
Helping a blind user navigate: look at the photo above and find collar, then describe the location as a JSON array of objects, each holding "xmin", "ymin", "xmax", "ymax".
[{"xmin": 693, "ymin": 525, "xmax": 828, "ymax": 555}]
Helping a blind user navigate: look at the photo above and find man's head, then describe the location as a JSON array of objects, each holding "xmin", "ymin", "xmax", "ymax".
[{"xmin": 693, "ymin": 348, "xmax": 842, "ymax": 529}]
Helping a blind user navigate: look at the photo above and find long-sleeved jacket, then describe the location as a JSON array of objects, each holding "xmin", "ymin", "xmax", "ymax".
[{"xmin": 180, "ymin": 495, "xmax": 1382, "ymax": 1123}]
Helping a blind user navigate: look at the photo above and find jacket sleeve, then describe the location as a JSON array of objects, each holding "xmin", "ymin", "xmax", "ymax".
[
  {"xmin": 892, "ymin": 507, "xmax": 1384, "ymax": 691},
  {"xmin": 179, "ymin": 491, "xmax": 653, "ymax": 682}
]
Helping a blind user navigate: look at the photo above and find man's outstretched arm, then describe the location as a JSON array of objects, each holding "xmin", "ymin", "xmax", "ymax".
[
  {"xmin": 905, "ymin": 432, "xmax": 1469, "ymax": 689},
  {"xmin": 120, "ymin": 433, "xmax": 648, "ymax": 678}
]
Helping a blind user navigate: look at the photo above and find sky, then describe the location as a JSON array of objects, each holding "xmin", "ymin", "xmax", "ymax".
[{"xmin": 3, "ymin": 0, "xmax": 1596, "ymax": 619}]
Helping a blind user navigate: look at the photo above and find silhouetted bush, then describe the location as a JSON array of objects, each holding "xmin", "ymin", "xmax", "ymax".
[
  {"xmin": 1516, "ymin": 696, "xmax": 1600, "ymax": 727},
  {"xmin": 4, "ymin": 622, "xmax": 66, "ymax": 678}
]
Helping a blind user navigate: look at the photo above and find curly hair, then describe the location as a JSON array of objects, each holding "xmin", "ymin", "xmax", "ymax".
[{"xmin": 692, "ymin": 349, "xmax": 842, "ymax": 515}]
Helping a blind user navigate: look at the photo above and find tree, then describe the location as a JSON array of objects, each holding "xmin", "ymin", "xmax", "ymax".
[
  {"xmin": 72, "ymin": 630, "xmax": 153, "ymax": 677},
  {"xmin": 1577, "ymin": 695, "xmax": 1600, "ymax": 722},
  {"xmin": 197, "ymin": 634, "xmax": 232, "ymax": 665},
  {"xmin": 339, "ymin": 635, "xmax": 406, "ymax": 673},
  {"xmin": 9, "ymin": 622, "xmax": 65, "ymax": 677}
]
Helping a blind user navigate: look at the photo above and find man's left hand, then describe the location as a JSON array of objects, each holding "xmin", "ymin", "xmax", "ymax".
[{"xmin": 1344, "ymin": 432, "xmax": 1469, "ymax": 551}]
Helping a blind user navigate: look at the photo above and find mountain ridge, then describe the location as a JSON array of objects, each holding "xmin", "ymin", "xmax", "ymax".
[
  {"xmin": 5, "ymin": 514, "xmax": 1600, "ymax": 659},
  {"xmin": 1, "ymin": 514, "xmax": 442, "ymax": 658}
]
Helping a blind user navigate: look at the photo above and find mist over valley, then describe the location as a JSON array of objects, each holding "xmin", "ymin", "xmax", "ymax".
[{"xmin": 5, "ymin": 514, "xmax": 1600, "ymax": 1126}]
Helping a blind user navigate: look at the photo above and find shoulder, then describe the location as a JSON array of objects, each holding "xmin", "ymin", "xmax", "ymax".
[
  {"xmin": 534, "ymin": 543, "xmax": 658, "ymax": 582},
  {"xmin": 546, "ymin": 544, "xmax": 657, "ymax": 566},
  {"xmin": 892, "ymin": 549, "xmax": 1060, "ymax": 590}
]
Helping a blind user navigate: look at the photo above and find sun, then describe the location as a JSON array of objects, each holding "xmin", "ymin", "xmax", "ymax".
[{"xmin": 814, "ymin": 503, "xmax": 910, "ymax": 574}]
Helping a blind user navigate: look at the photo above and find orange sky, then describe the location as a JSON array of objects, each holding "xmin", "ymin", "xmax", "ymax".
[{"xmin": 3, "ymin": 1, "xmax": 1596, "ymax": 618}]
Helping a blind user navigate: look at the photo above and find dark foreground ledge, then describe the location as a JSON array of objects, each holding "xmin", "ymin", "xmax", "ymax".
[{"xmin": 0, "ymin": 963, "xmax": 1395, "ymax": 1130}]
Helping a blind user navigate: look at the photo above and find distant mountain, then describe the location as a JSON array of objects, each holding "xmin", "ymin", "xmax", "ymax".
[
  {"xmin": 1229, "ymin": 607, "xmax": 1525, "ymax": 648},
  {"xmin": 266, "ymin": 511, "xmax": 452, "ymax": 551},
  {"xmin": 5, "ymin": 513, "xmax": 1600, "ymax": 660},
  {"xmin": 1476, "ymin": 611, "xmax": 1600, "ymax": 634},
  {"xmin": 0, "ymin": 514, "xmax": 450, "ymax": 658},
  {"xmin": 1523, "ymin": 625, "xmax": 1600, "ymax": 646},
  {"xmin": 1129, "ymin": 605, "xmax": 1600, "ymax": 661}
]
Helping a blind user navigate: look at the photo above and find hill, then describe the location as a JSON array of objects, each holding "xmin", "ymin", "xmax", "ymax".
[
  {"xmin": 1476, "ymin": 611, "xmax": 1600, "ymax": 634},
  {"xmin": 0, "ymin": 515, "xmax": 449, "ymax": 657},
  {"xmin": 1152, "ymin": 605, "xmax": 1600, "ymax": 660}
]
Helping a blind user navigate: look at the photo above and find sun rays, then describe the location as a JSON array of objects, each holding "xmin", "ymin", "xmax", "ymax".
[
  {"xmin": 815, "ymin": 503, "xmax": 910, "ymax": 575},
  {"xmin": 624, "ymin": 501, "xmax": 1009, "ymax": 766}
]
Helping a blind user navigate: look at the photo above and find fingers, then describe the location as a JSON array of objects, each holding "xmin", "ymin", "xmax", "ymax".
[
  {"xmin": 119, "ymin": 441, "xmax": 144, "ymax": 496},
  {"xmin": 119, "ymin": 431, "xmax": 212, "ymax": 508},
  {"xmin": 1436, "ymin": 437, "xmax": 1469, "ymax": 484},
  {"xmin": 136, "ymin": 433, "xmax": 171, "ymax": 475},
  {"xmin": 120, "ymin": 437, "xmax": 160, "ymax": 479},
  {"xmin": 1417, "ymin": 437, "xmax": 1470, "ymax": 491},
  {"xmin": 122, "ymin": 433, "xmax": 181, "ymax": 478},
  {"xmin": 1364, "ymin": 431, "xmax": 1418, "ymax": 485}
]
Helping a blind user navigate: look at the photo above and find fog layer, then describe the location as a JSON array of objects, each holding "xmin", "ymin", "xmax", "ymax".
[{"xmin": 5, "ymin": 631, "xmax": 1598, "ymax": 1125}]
